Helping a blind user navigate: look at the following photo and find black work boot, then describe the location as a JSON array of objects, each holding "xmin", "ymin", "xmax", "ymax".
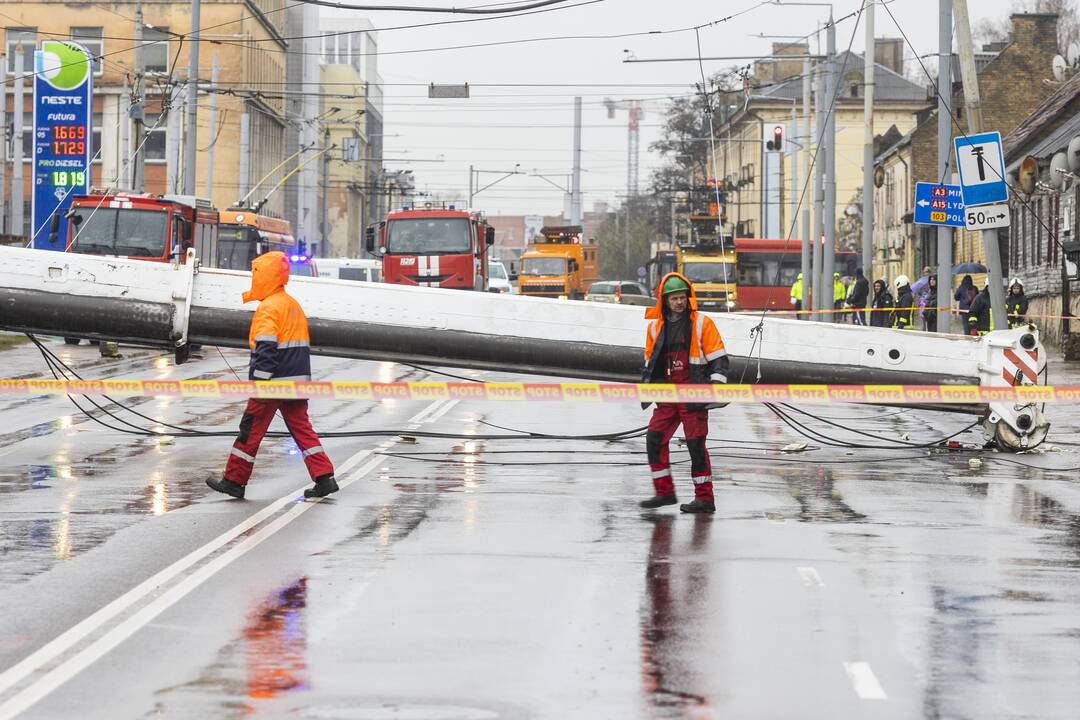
[
  {"xmin": 304, "ymin": 474, "xmax": 339, "ymax": 499},
  {"xmin": 680, "ymin": 499, "xmax": 716, "ymax": 514},
  {"xmin": 639, "ymin": 495, "xmax": 678, "ymax": 509},
  {"xmin": 206, "ymin": 476, "xmax": 246, "ymax": 499}
]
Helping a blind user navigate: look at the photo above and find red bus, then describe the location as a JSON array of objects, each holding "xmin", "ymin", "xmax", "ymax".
[{"xmin": 734, "ymin": 238, "xmax": 857, "ymax": 311}]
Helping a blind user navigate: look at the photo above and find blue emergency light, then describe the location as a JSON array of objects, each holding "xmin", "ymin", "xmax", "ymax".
[{"xmin": 290, "ymin": 254, "xmax": 309, "ymax": 263}]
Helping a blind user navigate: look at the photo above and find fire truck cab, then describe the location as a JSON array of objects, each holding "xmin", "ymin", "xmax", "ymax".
[
  {"xmin": 365, "ymin": 204, "xmax": 495, "ymax": 291},
  {"xmin": 65, "ymin": 192, "xmax": 219, "ymax": 266}
]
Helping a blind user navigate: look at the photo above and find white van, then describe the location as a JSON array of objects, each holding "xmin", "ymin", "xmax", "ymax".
[{"xmin": 315, "ymin": 257, "xmax": 382, "ymax": 283}]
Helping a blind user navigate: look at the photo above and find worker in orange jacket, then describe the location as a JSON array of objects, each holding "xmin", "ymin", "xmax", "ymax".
[
  {"xmin": 206, "ymin": 251, "xmax": 337, "ymax": 500},
  {"xmin": 640, "ymin": 273, "xmax": 730, "ymax": 513}
]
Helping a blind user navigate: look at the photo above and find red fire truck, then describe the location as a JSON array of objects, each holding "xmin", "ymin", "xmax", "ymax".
[
  {"xmin": 365, "ymin": 204, "xmax": 495, "ymax": 290},
  {"xmin": 64, "ymin": 192, "xmax": 219, "ymax": 265}
]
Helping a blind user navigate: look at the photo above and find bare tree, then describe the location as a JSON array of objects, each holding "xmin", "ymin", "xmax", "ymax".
[{"xmin": 973, "ymin": 0, "xmax": 1079, "ymax": 51}]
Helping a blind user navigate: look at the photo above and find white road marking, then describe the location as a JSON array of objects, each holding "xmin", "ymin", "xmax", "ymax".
[
  {"xmin": 0, "ymin": 454, "xmax": 386, "ymax": 719},
  {"xmin": 408, "ymin": 398, "xmax": 450, "ymax": 425},
  {"xmin": 0, "ymin": 398, "xmax": 447, "ymax": 717},
  {"xmin": 796, "ymin": 566, "xmax": 824, "ymax": 587},
  {"xmin": 425, "ymin": 399, "xmax": 459, "ymax": 424},
  {"xmin": 842, "ymin": 661, "xmax": 887, "ymax": 700}
]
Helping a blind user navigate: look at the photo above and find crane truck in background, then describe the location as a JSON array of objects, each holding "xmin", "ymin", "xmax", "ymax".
[
  {"xmin": 517, "ymin": 225, "xmax": 598, "ymax": 299},
  {"xmin": 365, "ymin": 203, "xmax": 495, "ymax": 291},
  {"xmin": 678, "ymin": 213, "xmax": 736, "ymax": 311}
]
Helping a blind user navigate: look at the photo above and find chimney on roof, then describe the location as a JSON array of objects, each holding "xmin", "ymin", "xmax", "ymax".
[
  {"xmin": 755, "ymin": 42, "xmax": 808, "ymax": 84},
  {"xmin": 1009, "ymin": 12, "xmax": 1059, "ymax": 49},
  {"xmin": 874, "ymin": 38, "xmax": 904, "ymax": 75}
]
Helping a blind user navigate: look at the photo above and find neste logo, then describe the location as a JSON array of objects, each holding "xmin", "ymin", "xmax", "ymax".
[{"xmin": 35, "ymin": 41, "xmax": 90, "ymax": 91}]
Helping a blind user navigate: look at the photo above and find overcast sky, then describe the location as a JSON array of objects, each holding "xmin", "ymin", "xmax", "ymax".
[{"xmin": 327, "ymin": 0, "xmax": 1023, "ymax": 216}]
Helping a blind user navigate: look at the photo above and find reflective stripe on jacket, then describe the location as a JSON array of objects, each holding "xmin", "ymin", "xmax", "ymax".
[{"xmin": 244, "ymin": 251, "xmax": 313, "ymax": 381}]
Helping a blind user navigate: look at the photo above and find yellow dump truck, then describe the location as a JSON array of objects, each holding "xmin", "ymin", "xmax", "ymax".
[{"xmin": 517, "ymin": 226, "xmax": 599, "ymax": 299}]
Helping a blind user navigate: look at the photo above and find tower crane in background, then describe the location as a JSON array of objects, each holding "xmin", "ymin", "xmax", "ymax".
[{"xmin": 603, "ymin": 98, "xmax": 645, "ymax": 197}]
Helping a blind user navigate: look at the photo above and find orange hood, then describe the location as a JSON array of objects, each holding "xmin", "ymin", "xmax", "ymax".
[
  {"xmin": 242, "ymin": 251, "xmax": 289, "ymax": 304},
  {"xmin": 645, "ymin": 271, "xmax": 697, "ymax": 319}
]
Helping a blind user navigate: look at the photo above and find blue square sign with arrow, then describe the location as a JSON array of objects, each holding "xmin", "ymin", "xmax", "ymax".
[
  {"xmin": 954, "ymin": 131, "xmax": 1008, "ymax": 207},
  {"xmin": 913, "ymin": 182, "xmax": 964, "ymax": 228}
]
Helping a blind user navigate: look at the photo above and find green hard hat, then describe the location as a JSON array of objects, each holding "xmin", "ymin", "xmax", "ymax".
[{"xmin": 662, "ymin": 275, "xmax": 690, "ymax": 296}]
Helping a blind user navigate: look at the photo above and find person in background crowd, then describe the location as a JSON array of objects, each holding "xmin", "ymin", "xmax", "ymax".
[
  {"xmin": 893, "ymin": 276, "xmax": 915, "ymax": 330},
  {"xmin": 955, "ymin": 275, "xmax": 977, "ymax": 334},
  {"xmin": 968, "ymin": 278, "xmax": 992, "ymax": 336},
  {"xmin": 833, "ymin": 272, "xmax": 846, "ymax": 320},
  {"xmin": 869, "ymin": 279, "xmax": 895, "ymax": 328},
  {"xmin": 922, "ymin": 274, "xmax": 939, "ymax": 333},
  {"xmin": 846, "ymin": 267, "xmax": 869, "ymax": 326},
  {"xmin": 789, "ymin": 272, "xmax": 803, "ymax": 317},
  {"xmin": 1006, "ymin": 278, "xmax": 1029, "ymax": 329}
]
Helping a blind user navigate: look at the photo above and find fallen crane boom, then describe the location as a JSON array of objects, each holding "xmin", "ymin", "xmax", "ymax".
[{"xmin": 0, "ymin": 247, "xmax": 1048, "ymax": 449}]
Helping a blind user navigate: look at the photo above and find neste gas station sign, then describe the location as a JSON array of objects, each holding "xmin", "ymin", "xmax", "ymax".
[{"xmin": 32, "ymin": 40, "xmax": 93, "ymax": 250}]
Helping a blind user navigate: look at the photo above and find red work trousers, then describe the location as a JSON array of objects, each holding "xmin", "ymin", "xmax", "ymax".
[
  {"xmin": 224, "ymin": 399, "xmax": 334, "ymax": 486},
  {"xmin": 646, "ymin": 403, "xmax": 713, "ymax": 502}
]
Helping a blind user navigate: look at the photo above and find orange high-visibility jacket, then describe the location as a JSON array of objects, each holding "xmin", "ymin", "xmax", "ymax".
[
  {"xmin": 642, "ymin": 271, "xmax": 729, "ymax": 385},
  {"xmin": 243, "ymin": 251, "xmax": 312, "ymax": 381}
]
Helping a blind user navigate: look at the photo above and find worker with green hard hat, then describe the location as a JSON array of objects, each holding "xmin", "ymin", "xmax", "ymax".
[{"xmin": 639, "ymin": 272, "xmax": 730, "ymax": 514}]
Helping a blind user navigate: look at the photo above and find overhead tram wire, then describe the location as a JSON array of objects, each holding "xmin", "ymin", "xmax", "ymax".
[
  {"xmin": 290, "ymin": 0, "xmax": 577, "ymax": 12},
  {"xmin": 0, "ymin": 0, "xmax": 604, "ymax": 92}
]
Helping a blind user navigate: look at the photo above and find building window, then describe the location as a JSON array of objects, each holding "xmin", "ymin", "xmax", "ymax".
[
  {"xmin": 322, "ymin": 31, "xmax": 362, "ymax": 71},
  {"xmin": 144, "ymin": 126, "xmax": 167, "ymax": 161},
  {"xmin": 143, "ymin": 27, "xmax": 170, "ymax": 74},
  {"xmin": 6, "ymin": 28, "xmax": 35, "ymax": 75},
  {"xmin": 70, "ymin": 27, "xmax": 104, "ymax": 76}
]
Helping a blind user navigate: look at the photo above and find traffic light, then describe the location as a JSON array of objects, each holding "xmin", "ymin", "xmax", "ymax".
[{"xmin": 767, "ymin": 124, "xmax": 783, "ymax": 151}]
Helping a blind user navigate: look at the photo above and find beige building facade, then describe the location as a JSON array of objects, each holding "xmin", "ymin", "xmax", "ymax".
[{"xmin": 2, "ymin": 0, "xmax": 289, "ymax": 236}]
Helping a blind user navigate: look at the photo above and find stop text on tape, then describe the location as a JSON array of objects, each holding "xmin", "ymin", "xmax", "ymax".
[{"xmin": 0, "ymin": 379, "xmax": 1065, "ymax": 404}]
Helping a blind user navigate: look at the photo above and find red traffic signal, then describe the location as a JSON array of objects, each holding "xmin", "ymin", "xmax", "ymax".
[{"xmin": 767, "ymin": 125, "xmax": 783, "ymax": 151}]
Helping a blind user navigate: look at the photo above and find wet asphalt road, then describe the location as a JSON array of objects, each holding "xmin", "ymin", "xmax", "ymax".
[{"xmin": 2, "ymin": 337, "xmax": 1080, "ymax": 718}]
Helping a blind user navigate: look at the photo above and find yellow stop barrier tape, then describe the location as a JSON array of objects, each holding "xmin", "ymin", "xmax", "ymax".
[{"xmin": 0, "ymin": 379, "xmax": 1059, "ymax": 404}]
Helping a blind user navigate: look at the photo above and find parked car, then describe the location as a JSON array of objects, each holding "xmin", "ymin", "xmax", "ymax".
[
  {"xmin": 488, "ymin": 261, "xmax": 513, "ymax": 293},
  {"xmin": 315, "ymin": 257, "xmax": 382, "ymax": 282},
  {"xmin": 584, "ymin": 280, "xmax": 652, "ymax": 306}
]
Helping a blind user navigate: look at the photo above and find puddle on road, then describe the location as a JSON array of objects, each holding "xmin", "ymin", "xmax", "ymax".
[
  {"xmin": 1011, "ymin": 484, "xmax": 1080, "ymax": 560},
  {"xmin": 639, "ymin": 514, "xmax": 715, "ymax": 715},
  {"xmin": 147, "ymin": 578, "xmax": 309, "ymax": 718}
]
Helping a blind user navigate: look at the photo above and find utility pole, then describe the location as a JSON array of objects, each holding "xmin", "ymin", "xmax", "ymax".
[
  {"xmin": 801, "ymin": 59, "xmax": 811, "ymax": 314},
  {"xmin": 953, "ymin": 0, "xmax": 1006, "ymax": 330},
  {"xmin": 204, "ymin": 56, "xmax": 219, "ymax": 200},
  {"xmin": 13, "ymin": 36, "xmax": 25, "ymax": 239},
  {"xmin": 790, "ymin": 100, "xmax": 799, "ymax": 280},
  {"xmin": 132, "ymin": 0, "xmax": 146, "ymax": 192},
  {"xmin": 936, "ymin": 0, "xmax": 954, "ymax": 334},
  {"xmin": 182, "ymin": 0, "xmax": 201, "ymax": 196},
  {"xmin": 468, "ymin": 164, "xmax": 474, "ymax": 208},
  {"xmin": 321, "ymin": 128, "xmax": 330, "ymax": 257},
  {"xmin": 812, "ymin": 61, "xmax": 825, "ymax": 319},
  {"xmin": 238, "ymin": 110, "xmax": 250, "ymax": 201},
  {"xmin": 571, "ymin": 96, "xmax": 582, "ymax": 226},
  {"xmin": 862, "ymin": 0, "xmax": 875, "ymax": 282},
  {"xmin": 119, "ymin": 75, "xmax": 130, "ymax": 189},
  {"xmin": 0, "ymin": 49, "xmax": 7, "ymax": 234},
  {"xmin": 166, "ymin": 78, "xmax": 183, "ymax": 194},
  {"xmin": 822, "ymin": 15, "xmax": 838, "ymax": 322}
]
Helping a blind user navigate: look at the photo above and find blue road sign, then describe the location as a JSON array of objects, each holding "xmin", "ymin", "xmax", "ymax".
[
  {"xmin": 32, "ymin": 41, "xmax": 93, "ymax": 250},
  {"xmin": 954, "ymin": 131, "xmax": 1007, "ymax": 207},
  {"xmin": 913, "ymin": 182, "xmax": 965, "ymax": 228}
]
